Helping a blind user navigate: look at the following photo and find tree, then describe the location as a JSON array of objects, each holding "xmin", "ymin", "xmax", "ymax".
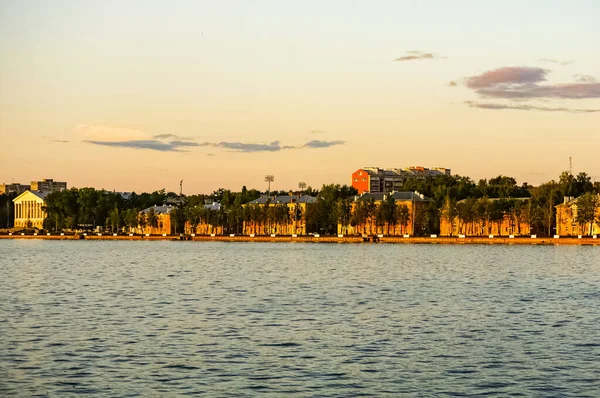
[
  {"xmin": 575, "ymin": 193, "xmax": 598, "ymax": 236},
  {"xmin": 124, "ymin": 209, "xmax": 138, "ymax": 233},
  {"xmin": 444, "ymin": 196, "xmax": 458, "ymax": 236},
  {"xmin": 396, "ymin": 204, "xmax": 410, "ymax": 235},
  {"xmin": 335, "ymin": 199, "xmax": 352, "ymax": 235},
  {"xmin": 147, "ymin": 207, "xmax": 158, "ymax": 232},
  {"xmin": 138, "ymin": 212, "xmax": 147, "ymax": 234},
  {"xmin": 109, "ymin": 207, "xmax": 121, "ymax": 233}
]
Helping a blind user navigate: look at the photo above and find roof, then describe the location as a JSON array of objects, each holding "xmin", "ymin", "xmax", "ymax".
[
  {"xmin": 457, "ymin": 197, "xmax": 530, "ymax": 204},
  {"xmin": 140, "ymin": 205, "xmax": 175, "ymax": 214},
  {"xmin": 116, "ymin": 192, "xmax": 132, "ymax": 200},
  {"xmin": 352, "ymin": 191, "xmax": 429, "ymax": 202},
  {"xmin": 556, "ymin": 194, "xmax": 600, "ymax": 208},
  {"xmin": 204, "ymin": 202, "xmax": 221, "ymax": 211},
  {"xmin": 13, "ymin": 190, "xmax": 52, "ymax": 202},
  {"xmin": 248, "ymin": 195, "xmax": 317, "ymax": 205}
]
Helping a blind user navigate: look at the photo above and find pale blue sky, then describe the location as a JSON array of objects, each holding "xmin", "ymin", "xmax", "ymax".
[{"xmin": 1, "ymin": 0, "xmax": 598, "ymax": 192}]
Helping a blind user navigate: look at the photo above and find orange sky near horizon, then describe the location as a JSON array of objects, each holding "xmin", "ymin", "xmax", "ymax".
[{"xmin": 1, "ymin": 1, "xmax": 598, "ymax": 194}]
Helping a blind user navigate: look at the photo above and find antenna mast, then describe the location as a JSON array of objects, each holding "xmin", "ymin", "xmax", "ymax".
[{"xmin": 569, "ymin": 157, "xmax": 572, "ymax": 174}]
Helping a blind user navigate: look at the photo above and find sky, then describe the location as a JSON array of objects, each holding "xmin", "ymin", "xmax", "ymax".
[{"xmin": 1, "ymin": 0, "xmax": 598, "ymax": 194}]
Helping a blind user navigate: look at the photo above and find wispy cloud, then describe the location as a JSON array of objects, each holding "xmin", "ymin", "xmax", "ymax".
[
  {"xmin": 395, "ymin": 50, "xmax": 439, "ymax": 62},
  {"xmin": 197, "ymin": 139, "xmax": 346, "ymax": 153},
  {"xmin": 574, "ymin": 74, "xmax": 597, "ymax": 83},
  {"xmin": 301, "ymin": 140, "xmax": 345, "ymax": 149},
  {"xmin": 200, "ymin": 141, "xmax": 283, "ymax": 152},
  {"xmin": 154, "ymin": 133, "xmax": 194, "ymax": 140},
  {"xmin": 169, "ymin": 140, "xmax": 200, "ymax": 147},
  {"xmin": 448, "ymin": 81, "xmax": 458, "ymax": 87},
  {"xmin": 466, "ymin": 101, "xmax": 599, "ymax": 113},
  {"xmin": 52, "ymin": 140, "xmax": 69, "ymax": 143},
  {"xmin": 85, "ymin": 139, "xmax": 191, "ymax": 152},
  {"xmin": 466, "ymin": 66, "xmax": 548, "ymax": 89},
  {"xmin": 538, "ymin": 58, "xmax": 572, "ymax": 66},
  {"xmin": 462, "ymin": 66, "xmax": 600, "ymax": 99}
]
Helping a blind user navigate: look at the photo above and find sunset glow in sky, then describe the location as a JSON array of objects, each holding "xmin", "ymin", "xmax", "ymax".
[{"xmin": 1, "ymin": 0, "xmax": 599, "ymax": 193}]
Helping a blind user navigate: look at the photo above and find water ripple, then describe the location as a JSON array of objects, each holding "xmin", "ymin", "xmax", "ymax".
[{"xmin": 1, "ymin": 241, "xmax": 599, "ymax": 396}]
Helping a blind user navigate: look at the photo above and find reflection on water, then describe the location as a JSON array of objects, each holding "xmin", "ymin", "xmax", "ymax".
[{"xmin": 1, "ymin": 241, "xmax": 599, "ymax": 396}]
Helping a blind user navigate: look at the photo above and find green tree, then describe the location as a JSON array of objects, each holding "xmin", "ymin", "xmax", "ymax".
[
  {"xmin": 575, "ymin": 193, "xmax": 598, "ymax": 236},
  {"xmin": 138, "ymin": 212, "xmax": 147, "ymax": 234}
]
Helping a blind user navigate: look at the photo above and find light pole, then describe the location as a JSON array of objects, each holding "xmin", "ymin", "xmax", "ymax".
[
  {"xmin": 265, "ymin": 175, "xmax": 274, "ymax": 196},
  {"xmin": 298, "ymin": 181, "xmax": 306, "ymax": 194}
]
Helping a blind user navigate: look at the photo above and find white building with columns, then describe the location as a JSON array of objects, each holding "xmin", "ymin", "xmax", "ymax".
[{"xmin": 13, "ymin": 190, "xmax": 51, "ymax": 229}]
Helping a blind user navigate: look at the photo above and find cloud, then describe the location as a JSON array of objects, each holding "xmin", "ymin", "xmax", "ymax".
[
  {"xmin": 197, "ymin": 139, "xmax": 346, "ymax": 152},
  {"xmin": 574, "ymin": 74, "xmax": 597, "ymax": 83},
  {"xmin": 199, "ymin": 141, "xmax": 283, "ymax": 152},
  {"xmin": 154, "ymin": 133, "xmax": 194, "ymax": 140},
  {"xmin": 52, "ymin": 140, "xmax": 69, "ymax": 143},
  {"xmin": 466, "ymin": 66, "xmax": 548, "ymax": 89},
  {"xmin": 466, "ymin": 101, "xmax": 599, "ymax": 113},
  {"xmin": 462, "ymin": 66, "xmax": 600, "ymax": 99},
  {"xmin": 301, "ymin": 140, "xmax": 345, "ymax": 148},
  {"xmin": 395, "ymin": 50, "xmax": 438, "ymax": 62},
  {"xmin": 448, "ymin": 81, "xmax": 457, "ymax": 87},
  {"xmin": 538, "ymin": 58, "xmax": 572, "ymax": 66},
  {"xmin": 85, "ymin": 139, "xmax": 191, "ymax": 152},
  {"xmin": 169, "ymin": 140, "xmax": 200, "ymax": 147}
]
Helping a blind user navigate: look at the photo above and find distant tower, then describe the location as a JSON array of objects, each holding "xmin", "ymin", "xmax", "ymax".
[{"xmin": 180, "ymin": 179, "xmax": 183, "ymax": 199}]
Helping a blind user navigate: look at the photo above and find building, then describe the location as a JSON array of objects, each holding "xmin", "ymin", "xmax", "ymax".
[
  {"xmin": 184, "ymin": 201, "xmax": 224, "ymax": 235},
  {"xmin": 12, "ymin": 190, "xmax": 51, "ymax": 230},
  {"xmin": 440, "ymin": 197, "xmax": 532, "ymax": 237},
  {"xmin": 0, "ymin": 183, "xmax": 31, "ymax": 195},
  {"xmin": 351, "ymin": 166, "xmax": 451, "ymax": 194},
  {"xmin": 555, "ymin": 195, "xmax": 600, "ymax": 236},
  {"xmin": 243, "ymin": 194, "xmax": 317, "ymax": 235},
  {"xmin": 30, "ymin": 179, "xmax": 67, "ymax": 192},
  {"xmin": 138, "ymin": 205, "xmax": 174, "ymax": 235},
  {"xmin": 338, "ymin": 191, "xmax": 430, "ymax": 236}
]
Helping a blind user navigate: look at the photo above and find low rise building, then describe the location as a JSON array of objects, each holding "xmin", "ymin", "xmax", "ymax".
[
  {"xmin": 440, "ymin": 197, "xmax": 532, "ymax": 237},
  {"xmin": 138, "ymin": 205, "xmax": 174, "ymax": 235},
  {"xmin": 555, "ymin": 195, "xmax": 600, "ymax": 236},
  {"xmin": 12, "ymin": 190, "xmax": 50, "ymax": 230},
  {"xmin": 352, "ymin": 166, "xmax": 451, "ymax": 194},
  {"xmin": 339, "ymin": 191, "xmax": 430, "ymax": 236},
  {"xmin": 244, "ymin": 194, "xmax": 317, "ymax": 235}
]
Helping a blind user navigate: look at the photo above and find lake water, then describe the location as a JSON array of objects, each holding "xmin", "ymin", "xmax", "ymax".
[{"xmin": 1, "ymin": 241, "xmax": 599, "ymax": 397}]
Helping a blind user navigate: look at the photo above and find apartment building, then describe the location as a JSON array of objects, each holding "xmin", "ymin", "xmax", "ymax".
[
  {"xmin": 351, "ymin": 166, "xmax": 451, "ymax": 194},
  {"xmin": 30, "ymin": 179, "xmax": 67, "ymax": 192},
  {"xmin": 0, "ymin": 183, "xmax": 31, "ymax": 195}
]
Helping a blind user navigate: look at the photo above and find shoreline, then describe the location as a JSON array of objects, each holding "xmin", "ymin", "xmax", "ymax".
[{"xmin": 0, "ymin": 234, "xmax": 599, "ymax": 245}]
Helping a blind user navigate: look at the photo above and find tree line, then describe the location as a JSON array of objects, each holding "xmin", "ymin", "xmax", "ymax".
[{"xmin": 4, "ymin": 170, "xmax": 599, "ymax": 236}]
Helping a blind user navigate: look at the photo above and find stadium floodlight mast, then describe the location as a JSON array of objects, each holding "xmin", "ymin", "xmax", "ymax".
[{"xmin": 265, "ymin": 175, "xmax": 274, "ymax": 195}]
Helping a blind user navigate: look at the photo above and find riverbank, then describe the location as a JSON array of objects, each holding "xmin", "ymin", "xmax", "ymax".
[{"xmin": 1, "ymin": 233, "xmax": 599, "ymax": 245}]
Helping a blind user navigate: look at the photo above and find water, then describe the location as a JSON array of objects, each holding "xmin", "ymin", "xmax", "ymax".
[{"xmin": 1, "ymin": 241, "xmax": 599, "ymax": 397}]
